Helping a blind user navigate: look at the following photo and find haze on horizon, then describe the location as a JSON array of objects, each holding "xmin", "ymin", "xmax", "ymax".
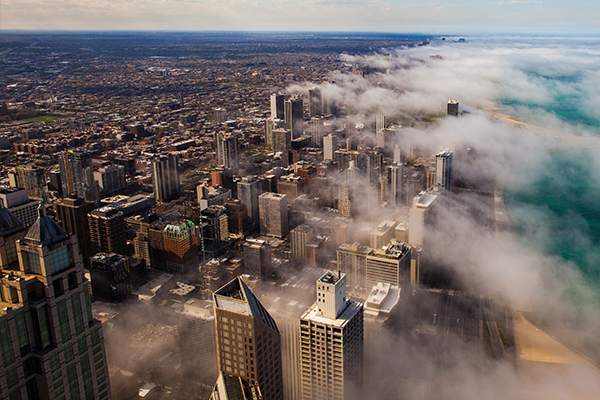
[{"xmin": 2, "ymin": 0, "xmax": 600, "ymax": 33}]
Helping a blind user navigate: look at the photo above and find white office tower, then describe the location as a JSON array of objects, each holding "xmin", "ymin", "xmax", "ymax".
[
  {"xmin": 435, "ymin": 148, "xmax": 453, "ymax": 189},
  {"xmin": 323, "ymin": 134, "xmax": 334, "ymax": 160},
  {"xmin": 299, "ymin": 271, "xmax": 364, "ymax": 400},
  {"xmin": 408, "ymin": 190, "xmax": 440, "ymax": 247},
  {"xmin": 388, "ymin": 163, "xmax": 403, "ymax": 208},
  {"xmin": 393, "ymin": 144, "xmax": 402, "ymax": 164}
]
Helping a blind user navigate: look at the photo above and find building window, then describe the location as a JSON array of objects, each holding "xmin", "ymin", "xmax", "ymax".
[{"xmin": 27, "ymin": 252, "xmax": 42, "ymax": 274}]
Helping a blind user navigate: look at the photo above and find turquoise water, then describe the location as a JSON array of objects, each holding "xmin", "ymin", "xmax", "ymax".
[{"xmin": 501, "ymin": 66, "xmax": 600, "ymax": 304}]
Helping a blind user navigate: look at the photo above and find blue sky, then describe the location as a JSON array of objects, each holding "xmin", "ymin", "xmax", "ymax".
[{"xmin": 1, "ymin": 0, "xmax": 600, "ymax": 32}]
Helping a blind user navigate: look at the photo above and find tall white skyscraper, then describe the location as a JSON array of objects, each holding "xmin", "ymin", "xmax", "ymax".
[
  {"xmin": 375, "ymin": 114, "xmax": 385, "ymax": 133},
  {"xmin": 435, "ymin": 148, "xmax": 453, "ymax": 189},
  {"xmin": 311, "ymin": 117, "xmax": 324, "ymax": 147},
  {"xmin": 271, "ymin": 93, "xmax": 285, "ymax": 120},
  {"xmin": 259, "ymin": 192, "xmax": 289, "ymax": 238},
  {"xmin": 408, "ymin": 189, "xmax": 440, "ymax": 247},
  {"xmin": 299, "ymin": 271, "xmax": 363, "ymax": 400}
]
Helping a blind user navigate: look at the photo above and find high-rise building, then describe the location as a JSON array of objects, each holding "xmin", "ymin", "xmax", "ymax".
[
  {"xmin": 0, "ymin": 187, "xmax": 41, "ymax": 228},
  {"xmin": 259, "ymin": 192, "xmax": 288, "ymax": 238},
  {"xmin": 308, "ymin": 88, "xmax": 322, "ymax": 118},
  {"xmin": 387, "ymin": 163, "xmax": 403, "ymax": 208},
  {"xmin": 284, "ymin": 97, "xmax": 303, "ymax": 137},
  {"xmin": 216, "ymin": 133, "xmax": 239, "ymax": 174},
  {"xmin": 273, "ymin": 128, "xmax": 292, "ymax": 154},
  {"xmin": 337, "ymin": 186, "xmax": 352, "ymax": 218},
  {"xmin": 323, "ymin": 134, "xmax": 335, "ymax": 161},
  {"xmin": 270, "ymin": 94, "xmax": 285, "ymax": 120},
  {"xmin": 152, "ymin": 154, "xmax": 180, "ymax": 202},
  {"xmin": 435, "ymin": 148, "xmax": 453, "ymax": 189},
  {"xmin": 277, "ymin": 175, "xmax": 305, "ymax": 206},
  {"xmin": 176, "ymin": 299, "xmax": 218, "ymax": 387},
  {"xmin": 265, "ymin": 118, "xmax": 285, "ymax": 146},
  {"xmin": 163, "ymin": 220, "xmax": 200, "ymax": 273},
  {"xmin": 55, "ymin": 197, "xmax": 95, "ymax": 268},
  {"xmin": 375, "ymin": 114, "xmax": 385, "ymax": 133},
  {"xmin": 243, "ymin": 238, "xmax": 271, "ymax": 280},
  {"xmin": 214, "ymin": 107, "xmax": 228, "ymax": 123},
  {"xmin": 10, "ymin": 165, "xmax": 49, "ymax": 201},
  {"xmin": 225, "ymin": 199, "xmax": 248, "ymax": 235},
  {"xmin": 88, "ymin": 206, "xmax": 128, "ymax": 256},
  {"xmin": 58, "ymin": 149, "xmax": 99, "ymax": 204},
  {"xmin": 369, "ymin": 221, "xmax": 398, "ymax": 249},
  {"xmin": 213, "ymin": 277, "xmax": 283, "ymax": 400},
  {"xmin": 197, "ymin": 184, "xmax": 232, "ymax": 211},
  {"xmin": 290, "ymin": 224, "xmax": 313, "ymax": 262},
  {"xmin": 210, "ymin": 372, "xmax": 263, "ymax": 400},
  {"xmin": 447, "ymin": 99, "xmax": 459, "ymax": 116},
  {"xmin": 0, "ymin": 206, "xmax": 111, "ymax": 400},
  {"xmin": 299, "ymin": 271, "xmax": 363, "ymax": 400},
  {"xmin": 310, "ymin": 117, "xmax": 324, "ymax": 147},
  {"xmin": 201, "ymin": 206, "xmax": 229, "ymax": 249},
  {"xmin": 89, "ymin": 252, "xmax": 131, "ymax": 301},
  {"xmin": 408, "ymin": 190, "xmax": 440, "ymax": 247},
  {"xmin": 93, "ymin": 165, "xmax": 126, "ymax": 197},
  {"xmin": 237, "ymin": 176, "xmax": 264, "ymax": 231},
  {"xmin": 337, "ymin": 243, "xmax": 371, "ymax": 288},
  {"xmin": 365, "ymin": 240, "xmax": 411, "ymax": 288}
]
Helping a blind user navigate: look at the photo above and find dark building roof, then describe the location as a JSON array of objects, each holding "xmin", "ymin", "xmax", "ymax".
[
  {"xmin": 0, "ymin": 207, "xmax": 24, "ymax": 237},
  {"xmin": 24, "ymin": 206, "xmax": 67, "ymax": 246}
]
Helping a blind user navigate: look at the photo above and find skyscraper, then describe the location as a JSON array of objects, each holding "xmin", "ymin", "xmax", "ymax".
[
  {"xmin": 375, "ymin": 114, "xmax": 385, "ymax": 133},
  {"xmin": 447, "ymin": 99, "xmax": 459, "ymax": 116},
  {"xmin": 435, "ymin": 148, "xmax": 453, "ymax": 189},
  {"xmin": 271, "ymin": 93, "xmax": 285, "ymax": 120},
  {"xmin": 58, "ymin": 149, "xmax": 99, "ymax": 204},
  {"xmin": 151, "ymin": 153, "xmax": 180, "ymax": 202},
  {"xmin": 387, "ymin": 163, "xmax": 403, "ymax": 208},
  {"xmin": 308, "ymin": 88, "xmax": 322, "ymax": 118},
  {"xmin": 284, "ymin": 97, "xmax": 303, "ymax": 138},
  {"xmin": 237, "ymin": 176, "xmax": 264, "ymax": 231},
  {"xmin": 213, "ymin": 277, "xmax": 283, "ymax": 400},
  {"xmin": 273, "ymin": 128, "xmax": 292, "ymax": 154},
  {"xmin": 216, "ymin": 133, "xmax": 239, "ymax": 174},
  {"xmin": 299, "ymin": 271, "xmax": 363, "ymax": 400},
  {"xmin": 265, "ymin": 118, "xmax": 285, "ymax": 147},
  {"xmin": 163, "ymin": 220, "xmax": 200, "ymax": 273},
  {"xmin": 0, "ymin": 206, "xmax": 111, "ymax": 400},
  {"xmin": 176, "ymin": 299, "xmax": 218, "ymax": 387},
  {"xmin": 243, "ymin": 238, "xmax": 271, "ymax": 280},
  {"xmin": 323, "ymin": 134, "xmax": 335, "ymax": 161},
  {"xmin": 311, "ymin": 117, "xmax": 324, "ymax": 147},
  {"xmin": 11, "ymin": 165, "xmax": 49, "ymax": 201},
  {"xmin": 259, "ymin": 192, "xmax": 288, "ymax": 238},
  {"xmin": 290, "ymin": 224, "xmax": 314, "ymax": 262},
  {"xmin": 89, "ymin": 252, "xmax": 131, "ymax": 301},
  {"xmin": 408, "ymin": 189, "xmax": 440, "ymax": 247},
  {"xmin": 365, "ymin": 240, "xmax": 412, "ymax": 288},
  {"xmin": 55, "ymin": 197, "xmax": 95, "ymax": 268},
  {"xmin": 88, "ymin": 206, "xmax": 128, "ymax": 257}
]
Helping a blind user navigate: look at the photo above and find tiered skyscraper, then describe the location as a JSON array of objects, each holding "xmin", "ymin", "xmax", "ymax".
[
  {"xmin": 213, "ymin": 277, "xmax": 283, "ymax": 400},
  {"xmin": 299, "ymin": 271, "xmax": 363, "ymax": 400},
  {"xmin": 0, "ymin": 206, "xmax": 111, "ymax": 399}
]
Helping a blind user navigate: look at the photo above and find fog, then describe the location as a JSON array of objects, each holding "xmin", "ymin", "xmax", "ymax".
[{"xmin": 287, "ymin": 36, "xmax": 600, "ymax": 399}]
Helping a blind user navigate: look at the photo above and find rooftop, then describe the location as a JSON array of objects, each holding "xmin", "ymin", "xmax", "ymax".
[{"xmin": 301, "ymin": 299, "xmax": 362, "ymax": 327}]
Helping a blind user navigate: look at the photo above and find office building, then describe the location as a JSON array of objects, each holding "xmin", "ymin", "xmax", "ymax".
[
  {"xmin": 213, "ymin": 277, "xmax": 283, "ymax": 400},
  {"xmin": 387, "ymin": 163, "xmax": 403, "ymax": 208},
  {"xmin": 271, "ymin": 93, "xmax": 285, "ymax": 120},
  {"xmin": 89, "ymin": 252, "xmax": 131, "ymax": 301},
  {"xmin": 88, "ymin": 206, "xmax": 128, "ymax": 256},
  {"xmin": 435, "ymin": 148, "xmax": 453, "ymax": 189},
  {"xmin": 308, "ymin": 88, "xmax": 322, "ymax": 118},
  {"xmin": 163, "ymin": 220, "xmax": 200, "ymax": 273},
  {"xmin": 290, "ymin": 224, "xmax": 313, "ymax": 262},
  {"xmin": 216, "ymin": 133, "xmax": 239, "ymax": 174},
  {"xmin": 10, "ymin": 165, "xmax": 48, "ymax": 201},
  {"xmin": 237, "ymin": 176, "xmax": 264, "ymax": 231},
  {"xmin": 337, "ymin": 243, "xmax": 371, "ymax": 288},
  {"xmin": 259, "ymin": 193, "xmax": 288, "ymax": 238},
  {"xmin": 273, "ymin": 128, "xmax": 292, "ymax": 154},
  {"xmin": 0, "ymin": 187, "xmax": 41, "ymax": 228},
  {"xmin": 266, "ymin": 118, "xmax": 285, "ymax": 146},
  {"xmin": 0, "ymin": 206, "xmax": 111, "ymax": 400},
  {"xmin": 337, "ymin": 186, "xmax": 352, "ymax": 218},
  {"xmin": 58, "ymin": 149, "xmax": 100, "ymax": 204},
  {"xmin": 243, "ymin": 238, "xmax": 271, "ymax": 280},
  {"xmin": 197, "ymin": 184, "xmax": 232, "ymax": 211},
  {"xmin": 375, "ymin": 114, "xmax": 385, "ymax": 133},
  {"xmin": 323, "ymin": 135, "xmax": 334, "ymax": 161},
  {"xmin": 55, "ymin": 197, "xmax": 95, "ymax": 269},
  {"xmin": 201, "ymin": 205, "xmax": 229, "ymax": 249},
  {"xmin": 365, "ymin": 240, "xmax": 411, "ymax": 288},
  {"xmin": 93, "ymin": 165, "xmax": 126, "ymax": 197},
  {"xmin": 447, "ymin": 99, "xmax": 459, "ymax": 116},
  {"xmin": 225, "ymin": 199, "xmax": 248, "ymax": 236},
  {"xmin": 210, "ymin": 373, "xmax": 262, "ymax": 400},
  {"xmin": 152, "ymin": 154, "xmax": 180, "ymax": 202},
  {"xmin": 299, "ymin": 271, "xmax": 363, "ymax": 400},
  {"xmin": 408, "ymin": 190, "xmax": 440, "ymax": 247},
  {"xmin": 284, "ymin": 97, "xmax": 303, "ymax": 137},
  {"xmin": 277, "ymin": 175, "xmax": 305, "ymax": 206},
  {"xmin": 369, "ymin": 221, "xmax": 398, "ymax": 249},
  {"xmin": 310, "ymin": 117, "xmax": 324, "ymax": 147},
  {"xmin": 214, "ymin": 108, "xmax": 228, "ymax": 123},
  {"xmin": 176, "ymin": 299, "xmax": 218, "ymax": 387}
]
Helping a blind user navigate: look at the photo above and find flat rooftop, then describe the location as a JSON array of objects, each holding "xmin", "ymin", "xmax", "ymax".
[{"xmin": 301, "ymin": 300, "xmax": 362, "ymax": 327}]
